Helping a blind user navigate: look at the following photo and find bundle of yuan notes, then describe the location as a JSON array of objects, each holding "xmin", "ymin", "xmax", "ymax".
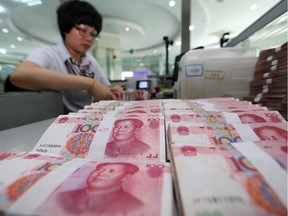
[
  {"xmin": 0, "ymin": 156, "xmax": 172, "ymax": 216},
  {"xmin": 169, "ymin": 142, "xmax": 287, "ymax": 216},
  {"xmin": 165, "ymin": 98, "xmax": 287, "ymax": 216},
  {"xmin": 112, "ymin": 89, "xmax": 150, "ymax": 101},
  {"xmin": 0, "ymin": 97, "xmax": 287, "ymax": 215},
  {"xmin": 247, "ymin": 42, "xmax": 287, "ymax": 119},
  {"xmin": 0, "ymin": 100, "xmax": 172, "ymax": 216}
]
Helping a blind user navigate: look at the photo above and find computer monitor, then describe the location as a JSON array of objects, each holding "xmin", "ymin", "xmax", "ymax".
[{"xmin": 136, "ymin": 80, "xmax": 151, "ymax": 91}]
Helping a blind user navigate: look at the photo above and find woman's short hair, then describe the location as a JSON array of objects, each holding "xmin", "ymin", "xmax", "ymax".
[{"xmin": 57, "ymin": 0, "xmax": 102, "ymax": 41}]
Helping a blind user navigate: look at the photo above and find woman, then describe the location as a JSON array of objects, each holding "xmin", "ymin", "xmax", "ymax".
[{"xmin": 10, "ymin": 0, "xmax": 121, "ymax": 113}]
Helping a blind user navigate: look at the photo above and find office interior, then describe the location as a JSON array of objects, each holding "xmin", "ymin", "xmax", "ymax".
[
  {"xmin": 0, "ymin": 0, "xmax": 287, "ymax": 130},
  {"xmin": 0, "ymin": 1, "xmax": 287, "ymax": 215}
]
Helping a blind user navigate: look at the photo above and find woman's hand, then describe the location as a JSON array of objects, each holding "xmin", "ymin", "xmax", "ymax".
[
  {"xmin": 109, "ymin": 85, "xmax": 123, "ymax": 92},
  {"xmin": 89, "ymin": 80, "xmax": 115, "ymax": 101}
]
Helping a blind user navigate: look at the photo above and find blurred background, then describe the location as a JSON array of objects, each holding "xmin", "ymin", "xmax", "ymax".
[{"xmin": 0, "ymin": 0, "xmax": 287, "ymax": 90}]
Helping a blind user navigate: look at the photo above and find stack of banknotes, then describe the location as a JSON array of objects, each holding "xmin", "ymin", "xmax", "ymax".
[
  {"xmin": 165, "ymin": 98, "xmax": 287, "ymax": 216},
  {"xmin": 0, "ymin": 99, "xmax": 171, "ymax": 216},
  {"xmin": 112, "ymin": 89, "xmax": 150, "ymax": 101},
  {"xmin": 247, "ymin": 41, "xmax": 287, "ymax": 119},
  {"xmin": 0, "ymin": 97, "xmax": 287, "ymax": 216}
]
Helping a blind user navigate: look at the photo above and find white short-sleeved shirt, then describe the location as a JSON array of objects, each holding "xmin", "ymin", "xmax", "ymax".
[{"xmin": 24, "ymin": 42, "xmax": 111, "ymax": 112}]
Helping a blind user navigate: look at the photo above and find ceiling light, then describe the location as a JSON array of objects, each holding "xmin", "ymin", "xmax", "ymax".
[
  {"xmin": 250, "ymin": 4, "xmax": 257, "ymax": 10},
  {"xmin": 14, "ymin": 0, "xmax": 42, "ymax": 6},
  {"xmin": 125, "ymin": 27, "xmax": 130, "ymax": 32},
  {"xmin": 27, "ymin": 0, "xmax": 42, "ymax": 6},
  {"xmin": 169, "ymin": 0, "xmax": 175, "ymax": 7},
  {"xmin": 17, "ymin": 37, "xmax": 23, "ymax": 41},
  {"xmin": 121, "ymin": 71, "xmax": 133, "ymax": 80},
  {"xmin": 176, "ymin": 41, "xmax": 181, "ymax": 46},
  {"xmin": 10, "ymin": 44, "xmax": 16, "ymax": 49},
  {"xmin": 13, "ymin": 0, "xmax": 42, "ymax": 6},
  {"xmin": 0, "ymin": 48, "xmax": 7, "ymax": 54},
  {"xmin": 2, "ymin": 28, "xmax": 9, "ymax": 33},
  {"xmin": 189, "ymin": 25, "xmax": 194, "ymax": 31},
  {"xmin": 0, "ymin": 6, "xmax": 5, "ymax": 13}
]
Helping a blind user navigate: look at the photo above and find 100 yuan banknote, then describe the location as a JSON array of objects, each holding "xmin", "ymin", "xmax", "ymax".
[
  {"xmin": 170, "ymin": 143, "xmax": 287, "ymax": 216},
  {"xmin": 0, "ymin": 154, "xmax": 64, "ymax": 211},
  {"xmin": 210, "ymin": 106, "xmax": 269, "ymax": 113},
  {"xmin": 87, "ymin": 114, "xmax": 166, "ymax": 162},
  {"xmin": 237, "ymin": 111, "xmax": 287, "ymax": 124},
  {"xmin": 164, "ymin": 110, "xmax": 243, "ymax": 127},
  {"xmin": 168, "ymin": 122, "xmax": 260, "ymax": 146},
  {"xmin": 0, "ymin": 151, "xmax": 26, "ymax": 163},
  {"xmin": 32, "ymin": 115, "xmax": 102, "ymax": 160},
  {"xmin": 245, "ymin": 122, "xmax": 287, "ymax": 143},
  {"xmin": 6, "ymin": 159, "xmax": 172, "ymax": 216},
  {"xmin": 249, "ymin": 141, "xmax": 287, "ymax": 171},
  {"xmin": 163, "ymin": 101, "xmax": 205, "ymax": 112}
]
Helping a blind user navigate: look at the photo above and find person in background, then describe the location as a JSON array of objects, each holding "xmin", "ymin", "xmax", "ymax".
[{"xmin": 10, "ymin": 0, "xmax": 121, "ymax": 113}]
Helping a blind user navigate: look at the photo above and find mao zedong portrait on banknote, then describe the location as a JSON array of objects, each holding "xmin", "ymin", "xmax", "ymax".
[
  {"xmin": 253, "ymin": 125, "xmax": 287, "ymax": 143},
  {"xmin": 58, "ymin": 162, "xmax": 143, "ymax": 214},
  {"xmin": 180, "ymin": 145, "xmax": 197, "ymax": 156},
  {"xmin": 238, "ymin": 114, "xmax": 266, "ymax": 123},
  {"xmin": 105, "ymin": 118, "xmax": 151, "ymax": 157}
]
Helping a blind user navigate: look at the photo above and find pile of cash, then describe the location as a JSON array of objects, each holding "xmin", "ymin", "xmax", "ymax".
[
  {"xmin": 0, "ymin": 97, "xmax": 287, "ymax": 216},
  {"xmin": 247, "ymin": 42, "xmax": 287, "ymax": 119},
  {"xmin": 113, "ymin": 89, "xmax": 150, "ymax": 101},
  {"xmin": 0, "ymin": 100, "xmax": 171, "ymax": 216},
  {"xmin": 164, "ymin": 98, "xmax": 287, "ymax": 216}
]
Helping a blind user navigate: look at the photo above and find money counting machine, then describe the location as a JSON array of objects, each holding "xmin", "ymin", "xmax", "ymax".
[{"xmin": 174, "ymin": 47, "xmax": 259, "ymax": 100}]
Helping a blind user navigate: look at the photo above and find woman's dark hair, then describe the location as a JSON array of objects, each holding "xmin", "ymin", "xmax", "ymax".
[{"xmin": 57, "ymin": 0, "xmax": 102, "ymax": 41}]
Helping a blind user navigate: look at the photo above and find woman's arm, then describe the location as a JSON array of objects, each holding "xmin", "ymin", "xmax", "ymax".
[{"xmin": 10, "ymin": 61, "xmax": 115, "ymax": 100}]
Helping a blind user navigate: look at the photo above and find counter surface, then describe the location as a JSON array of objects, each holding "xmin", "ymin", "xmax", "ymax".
[{"xmin": 0, "ymin": 118, "xmax": 55, "ymax": 152}]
